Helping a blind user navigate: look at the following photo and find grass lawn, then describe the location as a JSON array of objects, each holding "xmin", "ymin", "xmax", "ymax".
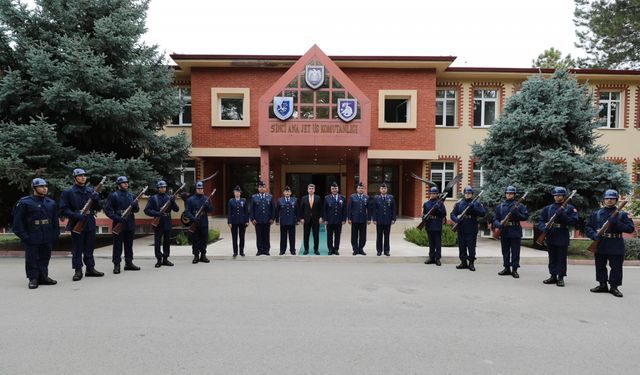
[{"xmin": 522, "ymin": 239, "xmax": 594, "ymax": 259}]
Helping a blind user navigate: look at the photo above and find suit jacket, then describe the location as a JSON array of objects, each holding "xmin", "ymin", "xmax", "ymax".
[{"xmin": 299, "ymin": 194, "xmax": 322, "ymax": 223}]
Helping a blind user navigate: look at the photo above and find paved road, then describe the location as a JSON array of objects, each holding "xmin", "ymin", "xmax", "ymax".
[{"xmin": 1, "ymin": 258, "xmax": 639, "ymax": 375}]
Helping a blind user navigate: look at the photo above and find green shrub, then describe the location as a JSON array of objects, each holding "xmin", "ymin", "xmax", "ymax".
[
  {"xmin": 625, "ymin": 238, "xmax": 640, "ymax": 260},
  {"xmin": 207, "ymin": 229, "xmax": 220, "ymax": 243},
  {"xmin": 175, "ymin": 231, "xmax": 189, "ymax": 245},
  {"xmin": 441, "ymin": 224, "xmax": 458, "ymax": 247},
  {"xmin": 404, "ymin": 225, "xmax": 458, "ymax": 247}
]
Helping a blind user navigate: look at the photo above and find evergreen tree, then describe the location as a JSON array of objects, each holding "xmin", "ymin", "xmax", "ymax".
[
  {"xmin": 532, "ymin": 47, "xmax": 577, "ymax": 69},
  {"xmin": 472, "ymin": 70, "xmax": 631, "ymax": 225},
  {"xmin": 0, "ymin": 0, "xmax": 189, "ymax": 226}
]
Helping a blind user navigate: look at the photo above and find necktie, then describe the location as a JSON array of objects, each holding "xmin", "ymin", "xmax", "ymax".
[
  {"xmin": 286, "ymin": 198, "xmax": 289, "ymax": 203},
  {"xmin": 335, "ymin": 195, "xmax": 338, "ymax": 202}
]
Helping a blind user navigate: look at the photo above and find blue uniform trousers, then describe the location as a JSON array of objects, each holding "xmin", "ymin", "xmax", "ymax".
[
  {"xmin": 112, "ymin": 230, "xmax": 134, "ymax": 265},
  {"xmin": 255, "ymin": 223, "xmax": 271, "ymax": 254},
  {"xmin": 500, "ymin": 237, "xmax": 521, "ymax": 269},
  {"xmin": 326, "ymin": 223, "xmax": 342, "ymax": 252},
  {"xmin": 427, "ymin": 230, "xmax": 442, "ymax": 260},
  {"xmin": 231, "ymin": 224, "xmax": 246, "ymax": 255},
  {"xmin": 71, "ymin": 232, "xmax": 96, "ymax": 269},
  {"xmin": 458, "ymin": 232, "xmax": 477, "ymax": 261},
  {"xmin": 351, "ymin": 223, "xmax": 367, "ymax": 252},
  {"xmin": 25, "ymin": 244, "xmax": 52, "ymax": 280},
  {"xmin": 191, "ymin": 227, "xmax": 208, "ymax": 256},
  {"xmin": 547, "ymin": 245, "xmax": 568, "ymax": 277},
  {"xmin": 154, "ymin": 229, "xmax": 171, "ymax": 259},
  {"xmin": 280, "ymin": 225, "xmax": 295, "ymax": 253},
  {"xmin": 376, "ymin": 224, "xmax": 391, "ymax": 254},
  {"xmin": 595, "ymin": 253, "xmax": 624, "ymax": 287}
]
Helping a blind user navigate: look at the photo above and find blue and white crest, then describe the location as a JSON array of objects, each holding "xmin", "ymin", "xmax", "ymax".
[
  {"xmin": 273, "ymin": 96, "xmax": 294, "ymax": 121},
  {"xmin": 337, "ymin": 98, "xmax": 358, "ymax": 122},
  {"xmin": 305, "ymin": 65, "xmax": 325, "ymax": 90}
]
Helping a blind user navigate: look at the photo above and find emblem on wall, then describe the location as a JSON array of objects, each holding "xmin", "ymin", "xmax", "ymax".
[
  {"xmin": 273, "ymin": 96, "xmax": 294, "ymax": 121},
  {"xmin": 305, "ymin": 65, "xmax": 325, "ymax": 89},
  {"xmin": 337, "ymin": 98, "xmax": 358, "ymax": 122}
]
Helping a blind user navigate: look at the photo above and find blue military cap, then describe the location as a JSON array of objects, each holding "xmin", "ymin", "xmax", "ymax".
[
  {"xmin": 195, "ymin": 181, "xmax": 204, "ymax": 189},
  {"xmin": 429, "ymin": 186, "xmax": 440, "ymax": 194},
  {"xmin": 72, "ymin": 168, "xmax": 86, "ymax": 177},
  {"xmin": 552, "ymin": 186, "xmax": 567, "ymax": 196},
  {"xmin": 31, "ymin": 178, "xmax": 47, "ymax": 187},
  {"xmin": 233, "ymin": 185, "xmax": 242, "ymax": 192},
  {"xmin": 116, "ymin": 176, "xmax": 129, "ymax": 184},
  {"xmin": 356, "ymin": 181, "xmax": 364, "ymax": 188},
  {"xmin": 157, "ymin": 180, "xmax": 168, "ymax": 188},
  {"xmin": 258, "ymin": 180, "xmax": 266, "ymax": 187},
  {"xmin": 505, "ymin": 186, "xmax": 517, "ymax": 194},
  {"xmin": 463, "ymin": 186, "xmax": 474, "ymax": 194},
  {"xmin": 283, "ymin": 185, "xmax": 291, "ymax": 191},
  {"xmin": 380, "ymin": 182, "xmax": 388, "ymax": 188},
  {"xmin": 604, "ymin": 189, "xmax": 619, "ymax": 199}
]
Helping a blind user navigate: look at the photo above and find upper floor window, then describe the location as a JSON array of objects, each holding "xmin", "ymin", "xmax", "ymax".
[
  {"xmin": 172, "ymin": 88, "xmax": 191, "ymax": 125},
  {"xmin": 473, "ymin": 89, "xmax": 498, "ymax": 127},
  {"xmin": 598, "ymin": 91, "xmax": 621, "ymax": 128},
  {"xmin": 472, "ymin": 163, "xmax": 485, "ymax": 192},
  {"xmin": 211, "ymin": 88, "xmax": 251, "ymax": 127},
  {"xmin": 430, "ymin": 161, "xmax": 456, "ymax": 198},
  {"xmin": 436, "ymin": 89, "xmax": 457, "ymax": 127},
  {"xmin": 378, "ymin": 90, "xmax": 417, "ymax": 129}
]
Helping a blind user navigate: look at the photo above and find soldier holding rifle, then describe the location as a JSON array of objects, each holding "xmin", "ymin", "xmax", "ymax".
[
  {"xmin": 450, "ymin": 186, "xmax": 486, "ymax": 271},
  {"xmin": 144, "ymin": 180, "xmax": 181, "ymax": 268},
  {"xmin": 493, "ymin": 186, "xmax": 529, "ymax": 279},
  {"xmin": 185, "ymin": 181, "xmax": 214, "ymax": 264},
  {"xmin": 422, "ymin": 186, "xmax": 447, "ymax": 266}
]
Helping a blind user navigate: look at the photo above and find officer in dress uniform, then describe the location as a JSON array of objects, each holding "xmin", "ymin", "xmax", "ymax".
[
  {"xmin": 450, "ymin": 186, "xmax": 486, "ymax": 271},
  {"xmin": 585, "ymin": 189, "xmax": 635, "ymax": 297},
  {"xmin": 12, "ymin": 178, "xmax": 60, "ymax": 289},
  {"xmin": 185, "ymin": 181, "xmax": 213, "ymax": 264},
  {"xmin": 348, "ymin": 181, "xmax": 370, "ymax": 256},
  {"xmin": 299, "ymin": 184, "xmax": 323, "ymax": 255},
  {"xmin": 537, "ymin": 186, "xmax": 579, "ymax": 287},
  {"xmin": 372, "ymin": 182, "xmax": 397, "ymax": 256},
  {"xmin": 423, "ymin": 186, "xmax": 447, "ymax": 266},
  {"xmin": 323, "ymin": 182, "xmax": 346, "ymax": 255},
  {"xmin": 250, "ymin": 180, "xmax": 275, "ymax": 256},
  {"xmin": 144, "ymin": 180, "xmax": 179, "ymax": 268},
  {"xmin": 104, "ymin": 176, "xmax": 141, "ymax": 274},
  {"xmin": 60, "ymin": 168, "xmax": 104, "ymax": 281},
  {"xmin": 276, "ymin": 185, "xmax": 299, "ymax": 255},
  {"xmin": 227, "ymin": 185, "xmax": 249, "ymax": 258},
  {"xmin": 493, "ymin": 185, "xmax": 529, "ymax": 279}
]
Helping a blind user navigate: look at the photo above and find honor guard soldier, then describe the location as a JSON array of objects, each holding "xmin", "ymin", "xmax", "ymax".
[
  {"xmin": 450, "ymin": 186, "xmax": 486, "ymax": 271},
  {"xmin": 144, "ymin": 180, "xmax": 179, "ymax": 268},
  {"xmin": 323, "ymin": 182, "xmax": 346, "ymax": 255},
  {"xmin": 348, "ymin": 181, "xmax": 370, "ymax": 255},
  {"xmin": 185, "ymin": 181, "xmax": 213, "ymax": 264},
  {"xmin": 12, "ymin": 178, "xmax": 60, "ymax": 289},
  {"xmin": 372, "ymin": 182, "xmax": 396, "ymax": 256},
  {"xmin": 250, "ymin": 180, "xmax": 275, "ymax": 256},
  {"xmin": 423, "ymin": 186, "xmax": 446, "ymax": 265},
  {"xmin": 299, "ymin": 184, "xmax": 323, "ymax": 255},
  {"xmin": 276, "ymin": 185, "xmax": 299, "ymax": 255},
  {"xmin": 60, "ymin": 168, "xmax": 104, "ymax": 281},
  {"xmin": 493, "ymin": 185, "xmax": 529, "ymax": 278},
  {"xmin": 104, "ymin": 176, "xmax": 140, "ymax": 274},
  {"xmin": 585, "ymin": 189, "xmax": 635, "ymax": 297},
  {"xmin": 228, "ymin": 185, "xmax": 249, "ymax": 257},
  {"xmin": 537, "ymin": 187, "xmax": 579, "ymax": 286}
]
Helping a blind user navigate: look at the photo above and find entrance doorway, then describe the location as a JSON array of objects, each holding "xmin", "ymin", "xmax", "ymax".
[{"xmin": 286, "ymin": 173, "xmax": 340, "ymax": 198}]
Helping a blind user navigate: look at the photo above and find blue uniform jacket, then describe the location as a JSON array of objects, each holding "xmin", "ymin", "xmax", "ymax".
[
  {"xmin": 536, "ymin": 203, "xmax": 579, "ymax": 246},
  {"xmin": 185, "ymin": 194, "xmax": 213, "ymax": 228},
  {"xmin": 104, "ymin": 190, "xmax": 139, "ymax": 232},
  {"xmin": 493, "ymin": 200, "xmax": 529, "ymax": 239},
  {"xmin": 422, "ymin": 199, "xmax": 446, "ymax": 231},
  {"xmin": 323, "ymin": 194, "xmax": 346, "ymax": 225},
  {"xmin": 250, "ymin": 193, "xmax": 275, "ymax": 224},
  {"xmin": 12, "ymin": 195, "xmax": 60, "ymax": 245},
  {"xmin": 348, "ymin": 194, "xmax": 369, "ymax": 223},
  {"xmin": 144, "ymin": 194, "xmax": 179, "ymax": 231},
  {"xmin": 451, "ymin": 199, "xmax": 486, "ymax": 234},
  {"xmin": 372, "ymin": 194, "xmax": 396, "ymax": 225},
  {"xmin": 276, "ymin": 197, "xmax": 299, "ymax": 226},
  {"xmin": 585, "ymin": 207, "xmax": 635, "ymax": 255},
  {"xmin": 60, "ymin": 184, "xmax": 101, "ymax": 232},
  {"xmin": 227, "ymin": 198, "xmax": 249, "ymax": 225}
]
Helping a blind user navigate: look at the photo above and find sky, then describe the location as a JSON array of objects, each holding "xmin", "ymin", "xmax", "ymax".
[{"xmin": 143, "ymin": 0, "xmax": 586, "ymax": 68}]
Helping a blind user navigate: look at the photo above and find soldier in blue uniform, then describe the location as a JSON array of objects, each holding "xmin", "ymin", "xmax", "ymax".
[
  {"xmin": 12, "ymin": 178, "xmax": 60, "ymax": 289},
  {"xmin": 250, "ymin": 180, "xmax": 275, "ymax": 256},
  {"xmin": 60, "ymin": 168, "xmax": 104, "ymax": 281},
  {"xmin": 450, "ymin": 186, "xmax": 486, "ymax": 271},
  {"xmin": 144, "ymin": 180, "xmax": 179, "ymax": 268},
  {"xmin": 276, "ymin": 185, "xmax": 299, "ymax": 255},
  {"xmin": 104, "ymin": 176, "xmax": 140, "ymax": 274},
  {"xmin": 348, "ymin": 181, "xmax": 370, "ymax": 256},
  {"xmin": 423, "ymin": 186, "xmax": 446, "ymax": 266},
  {"xmin": 185, "ymin": 181, "xmax": 213, "ymax": 264},
  {"xmin": 585, "ymin": 189, "xmax": 635, "ymax": 297},
  {"xmin": 323, "ymin": 182, "xmax": 346, "ymax": 255},
  {"xmin": 493, "ymin": 185, "xmax": 529, "ymax": 278},
  {"xmin": 537, "ymin": 186, "xmax": 579, "ymax": 287},
  {"xmin": 372, "ymin": 182, "xmax": 396, "ymax": 256},
  {"xmin": 227, "ymin": 185, "xmax": 249, "ymax": 258}
]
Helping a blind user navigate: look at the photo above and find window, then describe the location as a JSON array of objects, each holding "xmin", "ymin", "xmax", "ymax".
[
  {"xmin": 220, "ymin": 98, "xmax": 244, "ymax": 120},
  {"xmin": 598, "ymin": 91, "xmax": 621, "ymax": 128},
  {"xmin": 385, "ymin": 99, "xmax": 408, "ymax": 123},
  {"xmin": 378, "ymin": 90, "xmax": 418, "ymax": 129},
  {"xmin": 436, "ymin": 89, "xmax": 457, "ymax": 127},
  {"xmin": 430, "ymin": 162, "xmax": 456, "ymax": 198},
  {"xmin": 473, "ymin": 89, "xmax": 498, "ymax": 127},
  {"xmin": 211, "ymin": 88, "xmax": 251, "ymax": 127},
  {"xmin": 472, "ymin": 164, "xmax": 485, "ymax": 192},
  {"xmin": 179, "ymin": 160, "xmax": 196, "ymax": 193},
  {"xmin": 368, "ymin": 163, "xmax": 399, "ymax": 196},
  {"xmin": 172, "ymin": 88, "xmax": 192, "ymax": 125}
]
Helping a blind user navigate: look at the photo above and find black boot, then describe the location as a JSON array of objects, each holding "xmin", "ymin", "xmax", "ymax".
[
  {"xmin": 38, "ymin": 276, "xmax": 57, "ymax": 285},
  {"xmin": 543, "ymin": 275, "xmax": 558, "ymax": 285},
  {"xmin": 192, "ymin": 255, "xmax": 199, "ymax": 264},
  {"xmin": 85, "ymin": 267, "xmax": 104, "ymax": 277},
  {"xmin": 113, "ymin": 264, "xmax": 121, "ymax": 274},
  {"xmin": 511, "ymin": 268, "xmax": 520, "ymax": 278},
  {"xmin": 435, "ymin": 259, "xmax": 441, "ymax": 266},
  {"xmin": 162, "ymin": 258, "xmax": 174, "ymax": 266},
  {"xmin": 124, "ymin": 261, "xmax": 140, "ymax": 271},
  {"xmin": 498, "ymin": 267, "xmax": 511, "ymax": 276},
  {"xmin": 556, "ymin": 277, "xmax": 565, "ymax": 287},
  {"xmin": 72, "ymin": 268, "xmax": 83, "ymax": 281},
  {"xmin": 610, "ymin": 286, "xmax": 623, "ymax": 298},
  {"xmin": 200, "ymin": 254, "xmax": 210, "ymax": 263},
  {"xmin": 468, "ymin": 261, "xmax": 476, "ymax": 272},
  {"xmin": 28, "ymin": 279, "xmax": 39, "ymax": 289},
  {"xmin": 424, "ymin": 257, "xmax": 435, "ymax": 264},
  {"xmin": 590, "ymin": 282, "xmax": 609, "ymax": 293},
  {"xmin": 456, "ymin": 260, "xmax": 468, "ymax": 269},
  {"xmin": 155, "ymin": 258, "xmax": 162, "ymax": 268}
]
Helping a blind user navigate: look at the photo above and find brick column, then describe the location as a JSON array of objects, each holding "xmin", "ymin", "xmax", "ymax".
[
  {"xmin": 359, "ymin": 148, "xmax": 368, "ymax": 187},
  {"xmin": 260, "ymin": 147, "xmax": 270, "ymax": 191}
]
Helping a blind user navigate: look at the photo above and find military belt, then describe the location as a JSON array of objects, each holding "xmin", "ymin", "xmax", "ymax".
[
  {"xmin": 603, "ymin": 233, "xmax": 622, "ymax": 239},
  {"xmin": 551, "ymin": 224, "xmax": 566, "ymax": 228},
  {"xmin": 504, "ymin": 222, "xmax": 520, "ymax": 227},
  {"xmin": 461, "ymin": 215, "xmax": 473, "ymax": 219},
  {"xmin": 426, "ymin": 215, "xmax": 438, "ymax": 220},
  {"xmin": 34, "ymin": 219, "xmax": 50, "ymax": 225}
]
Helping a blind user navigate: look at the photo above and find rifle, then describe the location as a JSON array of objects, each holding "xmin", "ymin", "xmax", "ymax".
[
  {"xmin": 188, "ymin": 188, "xmax": 217, "ymax": 233},
  {"xmin": 587, "ymin": 200, "xmax": 629, "ymax": 253},
  {"xmin": 535, "ymin": 190, "xmax": 577, "ymax": 246},
  {"xmin": 451, "ymin": 190, "xmax": 484, "ymax": 232},
  {"xmin": 151, "ymin": 183, "xmax": 187, "ymax": 228},
  {"xmin": 72, "ymin": 176, "xmax": 107, "ymax": 234},
  {"xmin": 112, "ymin": 186, "xmax": 148, "ymax": 236},
  {"xmin": 418, "ymin": 173, "xmax": 463, "ymax": 230},
  {"xmin": 409, "ymin": 172, "xmax": 437, "ymax": 187},
  {"xmin": 492, "ymin": 192, "xmax": 529, "ymax": 239}
]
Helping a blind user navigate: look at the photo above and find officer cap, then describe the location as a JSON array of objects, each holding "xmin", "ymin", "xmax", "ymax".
[
  {"xmin": 116, "ymin": 176, "xmax": 129, "ymax": 184},
  {"xmin": 463, "ymin": 186, "xmax": 474, "ymax": 194},
  {"xmin": 195, "ymin": 181, "xmax": 204, "ymax": 189},
  {"xmin": 233, "ymin": 185, "xmax": 242, "ymax": 192},
  {"xmin": 157, "ymin": 180, "xmax": 168, "ymax": 188},
  {"xmin": 331, "ymin": 182, "xmax": 338, "ymax": 188},
  {"xmin": 72, "ymin": 168, "xmax": 86, "ymax": 177},
  {"xmin": 258, "ymin": 180, "xmax": 266, "ymax": 187},
  {"xmin": 552, "ymin": 186, "xmax": 567, "ymax": 196},
  {"xmin": 505, "ymin": 185, "xmax": 517, "ymax": 194},
  {"xmin": 356, "ymin": 181, "xmax": 364, "ymax": 188},
  {"xmin": 283, "ymin": 185, "xmax": 291, "ymax": 191},
  {"xmin": 31, "ymin": 178, "xmax": 47, "ymax": 187},
  {"xmin": 380, "ymin": 182, "xmax": 388, "ymax": 188},
  {"xmin": 429, "ymin": 186, "xmax": 440, "ymax": 194},
  {"xmin": 604, "ymin": 189, "xmax": 619, "ymax": 199}
]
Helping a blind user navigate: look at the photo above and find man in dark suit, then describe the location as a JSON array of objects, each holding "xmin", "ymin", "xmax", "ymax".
[{"xmin": 299, "ymin": 183, "xmax": 323, "ymax": 255}]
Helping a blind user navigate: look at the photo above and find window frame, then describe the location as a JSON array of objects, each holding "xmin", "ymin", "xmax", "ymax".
[
  {"xmin": 430, "ymin": 161, "xmax": 456, "ymax": 198},
  {"xmin": 378, "ymin": 90, "xmax": 418, "ymax": 129},
  {"xmin": 172, "ymin": 87, "xmax": 192, "ymax": 126},
  {"xmin": 211, "ymin": 88, "xmax": 251, "ymax": 127},
  {"xmin": 598, "ymin": 91, "xmax": 622, "ymax": 129},
  {"xmin": 473, "ymin": 89, "xmax": 499, "ymax": 128},
  {"xmin": 435, "ymin": 88, "xmax": 457, "ymax": 127}
]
